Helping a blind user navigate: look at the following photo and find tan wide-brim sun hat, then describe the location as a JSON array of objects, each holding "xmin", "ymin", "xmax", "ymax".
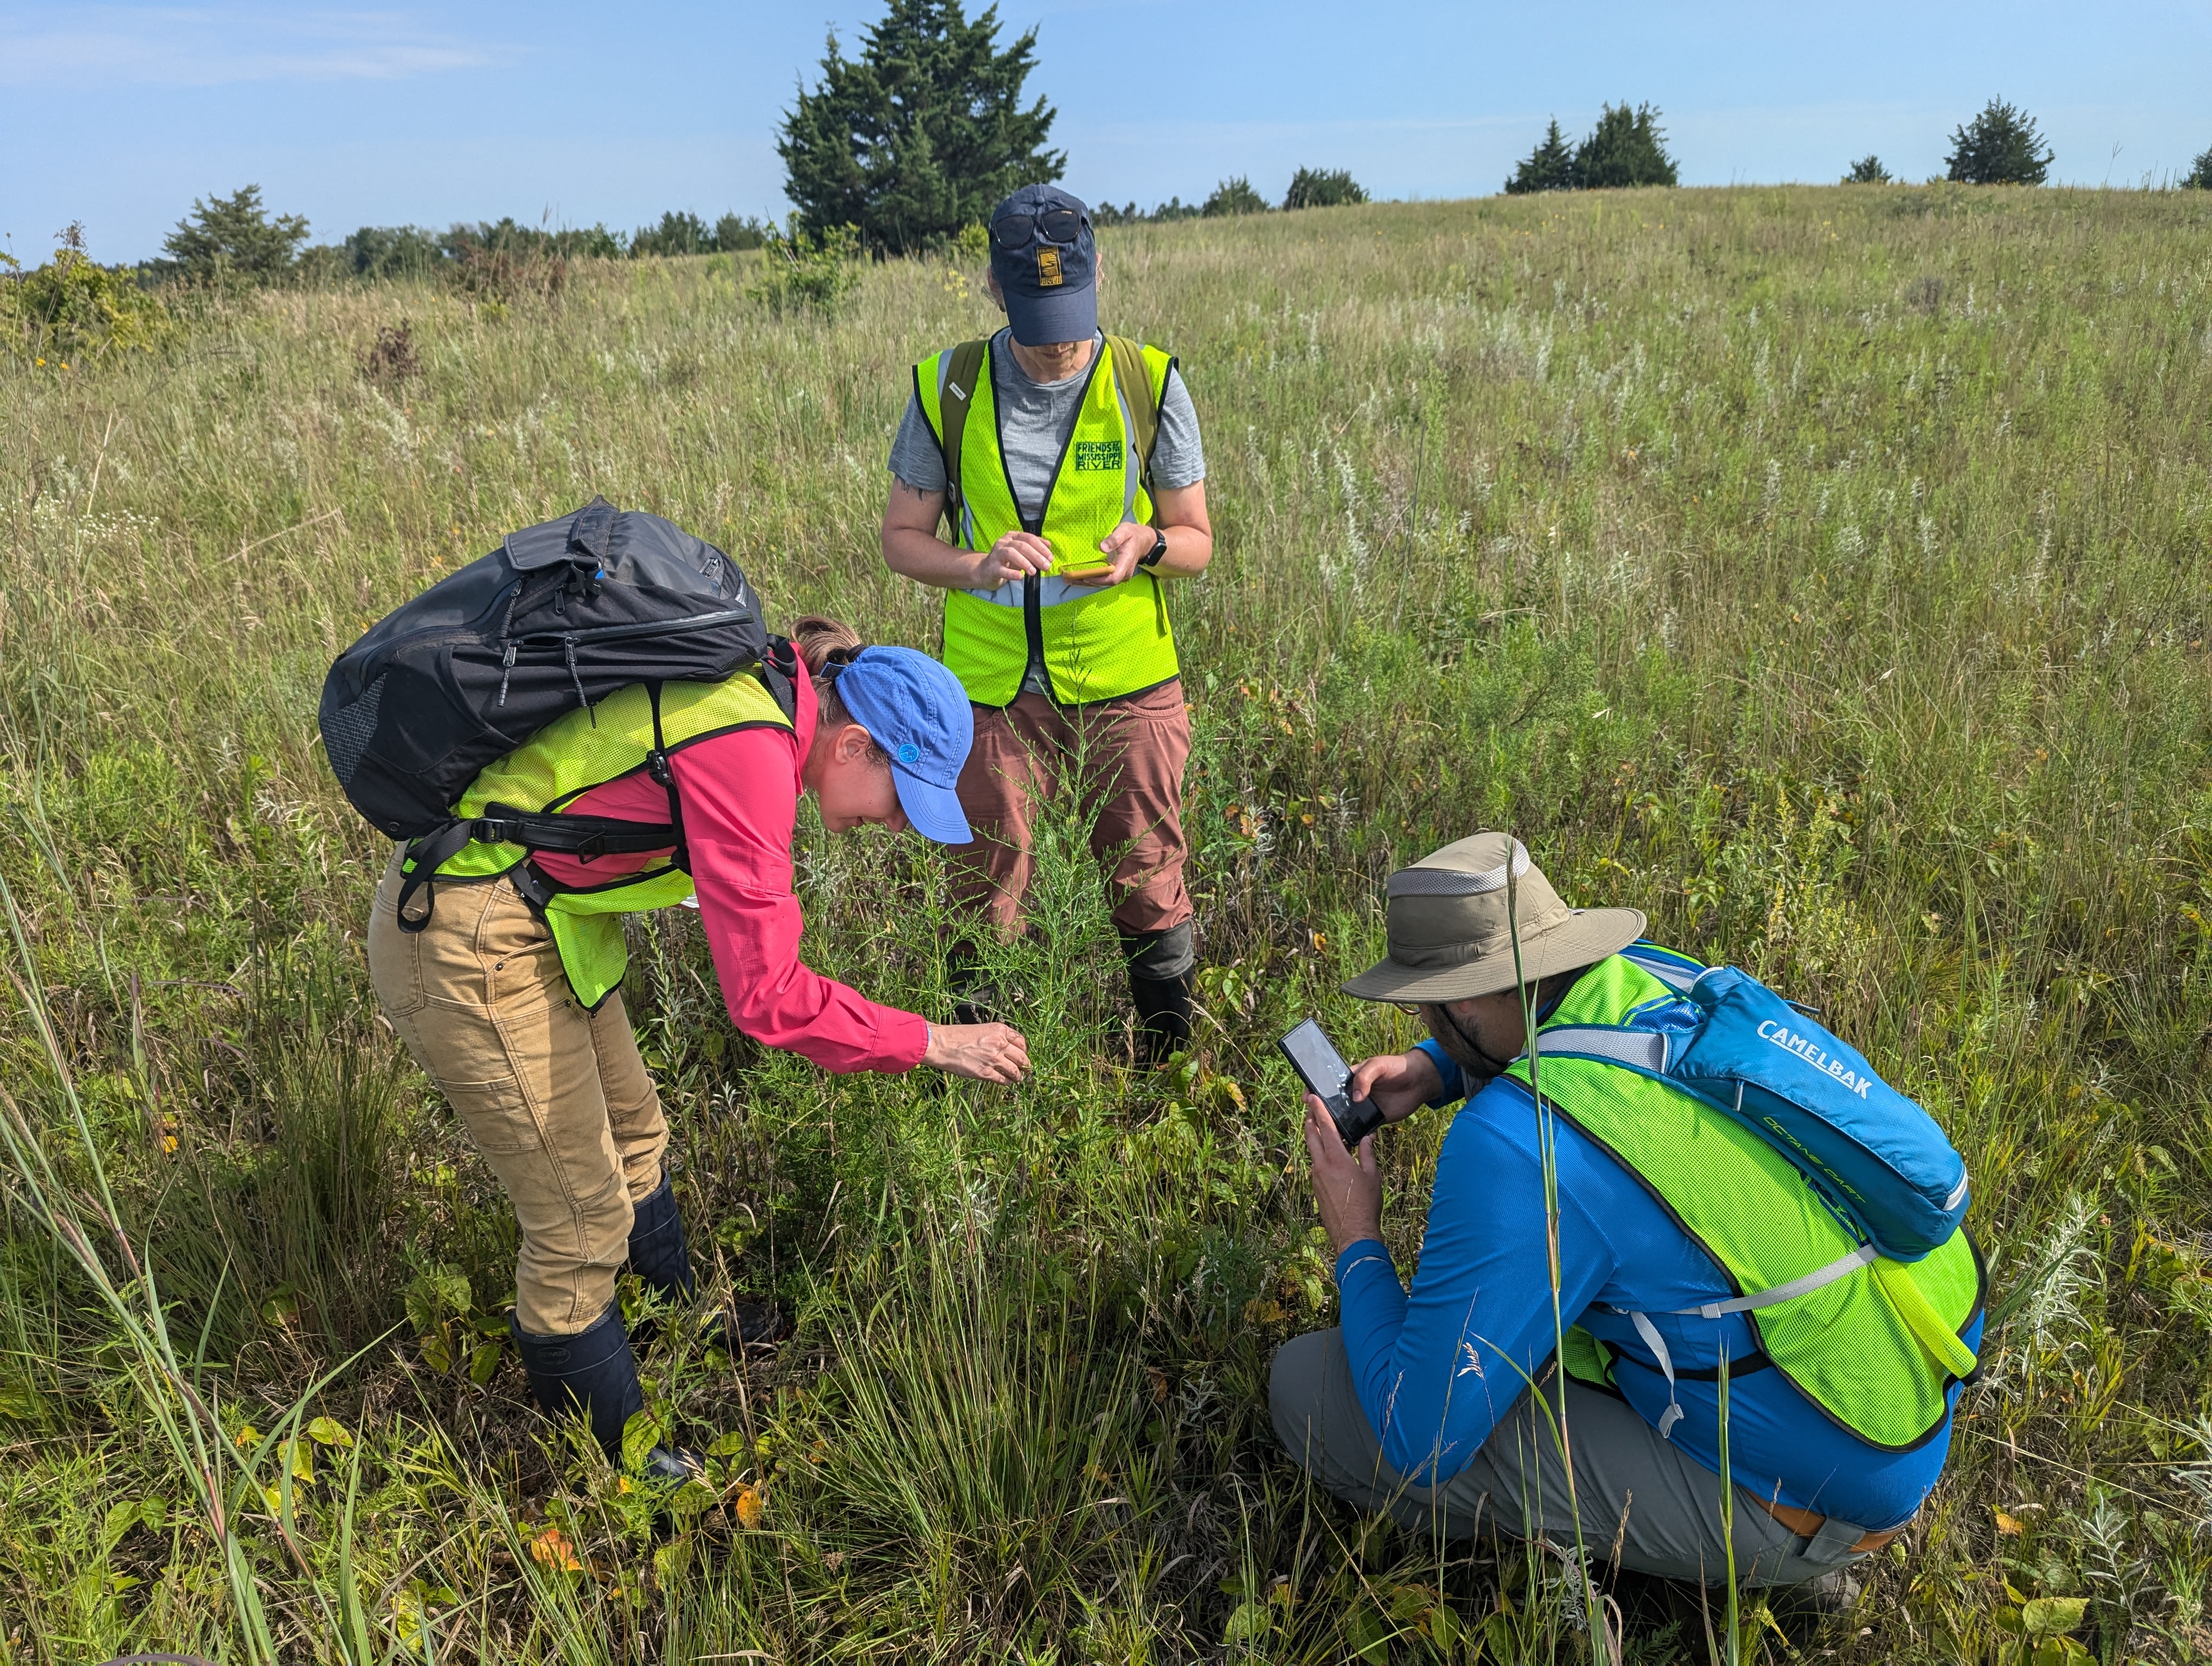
[{"xmin": 1341, "ymin": 831, "xmax": 1647, "ymax": 1004}]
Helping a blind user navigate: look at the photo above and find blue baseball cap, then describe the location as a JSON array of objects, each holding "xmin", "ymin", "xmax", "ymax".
[
  {"xmin": 988, "ymin": 184, "xmax": 1097, "ymax": 347},
  {"xmin": 822, "ymin": 647, "xmax": 974, "ymax": 843}
]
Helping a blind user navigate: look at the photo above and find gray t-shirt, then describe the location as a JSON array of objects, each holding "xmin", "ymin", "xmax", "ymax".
[{"xmin": 888, "ymin": 329, "xmax": 1205, "ymax": 514}]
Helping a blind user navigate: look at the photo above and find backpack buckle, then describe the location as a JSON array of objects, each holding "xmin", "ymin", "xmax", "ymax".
[{"xmin": 574, "ymin": 830, "xmax": 608, "ymax": 864}]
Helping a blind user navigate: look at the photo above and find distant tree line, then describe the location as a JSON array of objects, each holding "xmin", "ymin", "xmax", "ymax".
[{"xmin": 1093, "ymin": 167, "xmax": 1369, "ymax": 225}]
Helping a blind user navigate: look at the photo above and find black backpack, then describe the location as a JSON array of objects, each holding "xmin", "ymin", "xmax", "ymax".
[{"xmin": 320, "ymin": 497, "xmax": 789, "ymax": 870}]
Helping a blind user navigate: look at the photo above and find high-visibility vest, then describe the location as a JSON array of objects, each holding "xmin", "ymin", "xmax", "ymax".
[
  {"xmin": 1516, "ymin": 950, "xmax": 1984, "ymax": 1452},
  {"xmin": 914, "ymin": 336, "xmax": 1181, "ymax": 707},
  {"xmin": 406, "ymin": 671, "xmax": 794, "ymax": 1009}
]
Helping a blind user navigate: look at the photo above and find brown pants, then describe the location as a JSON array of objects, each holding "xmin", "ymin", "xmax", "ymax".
[
  {"xmin": 366, "ymin": 850, "xmax": 666, "ymax": 1336},
  {"xmin": 949, "ymin": 679, "xmax": 1193, "ymax": 938}
]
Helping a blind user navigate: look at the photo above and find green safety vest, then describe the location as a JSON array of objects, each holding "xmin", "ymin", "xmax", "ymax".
[
  {"xmin": 915, "ymin": 335, "xmax": 1181, "ymax": 707},
  {"xmin": 1516, "ymin": 952, "xmax": 1984, "ymax": 1452},
  {"xmin": 404, "ymin": 671, "xmax": 794, "ymax": 1010}
]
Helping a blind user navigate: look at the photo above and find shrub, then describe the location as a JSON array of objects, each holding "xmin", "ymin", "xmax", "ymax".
[
  {"xmin": 357, "ymin": 320, "xmax": 421, "ymax": 387},
  {"xmin": 1504, "ymin": 119, "xmax": 1576, "ymax": 194},
  {"xmin": 1945, "ymin": 98, "xmax": 2054, "ymax": 185},
  {"xmin": 750, "ymin": 221, "xmax": 863, "ymax": 316},
  {"xmin": 159, "ymin": 184, "xmax": 309, "ymax": 287},
  {"xmin": 2183, "ymin": 145, "xmax": 2212, "ymax": 190},
  {"xmin": 778, "ymin": 0, "xmax": 1064, "ymax": 253},
  {"xmin": 1283, "ymin": 168, "xmax": 1367, "ymax": 210},
  {"xmin": 1201, "ymin": 177, "xmax": 1269, "ymax": 217},
  {"xmin": 338, "ymin": 225, "xmax": 444, "ymax": 281},
  {"xmin": 1845, "ymin": 155, "xmax": 1893, "ymax": 184},
  {"xmin": 1573, "ymin": 102, "xmax": 1679, "ymax": 189},
  {"xmin": 2, "ymin": 226, "xmax": 171, "ymax": 365}
]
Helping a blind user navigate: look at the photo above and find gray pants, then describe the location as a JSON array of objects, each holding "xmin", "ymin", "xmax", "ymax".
[{"xmin": 1269, "ymin": 1329, "xmax": 1875, "ymax": 1588}]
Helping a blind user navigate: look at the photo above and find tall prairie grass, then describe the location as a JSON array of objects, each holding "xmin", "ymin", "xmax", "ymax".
[{"xmin": 1, "ymin": 184, "xmax": 2209, "ymax": 1661}]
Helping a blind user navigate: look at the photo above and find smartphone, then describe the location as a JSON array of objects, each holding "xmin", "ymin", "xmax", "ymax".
[{"xmin": 1278, "ymin": 1018, "xmax": 1386, "ymax": 1150}]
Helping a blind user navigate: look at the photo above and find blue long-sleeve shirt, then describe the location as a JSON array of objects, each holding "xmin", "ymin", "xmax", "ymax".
[{"xmin": 1333, "ymin": 1039, "xmax": 1977, "ymax": 1531}]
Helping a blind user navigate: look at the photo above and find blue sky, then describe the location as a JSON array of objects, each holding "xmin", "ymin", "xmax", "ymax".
[{"xmin": 5, "ymin": 1, "xmax": 2209, "ymax": 265}]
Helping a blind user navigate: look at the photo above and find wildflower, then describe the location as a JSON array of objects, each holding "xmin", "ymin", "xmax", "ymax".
[{"xmin": 734, "ymin": 1485, "xmax": 764, "ymax": 1528}]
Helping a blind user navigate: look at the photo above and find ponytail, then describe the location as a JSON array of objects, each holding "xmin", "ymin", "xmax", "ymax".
[{"xmin": 788, "ymin": 614, "xmax": 885, "ymax": 762}]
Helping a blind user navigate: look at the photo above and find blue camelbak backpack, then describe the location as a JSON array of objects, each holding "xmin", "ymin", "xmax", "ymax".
[{"xmin": 1548, "ymin": 944, "xmax": 1970, "ymax": 1262}]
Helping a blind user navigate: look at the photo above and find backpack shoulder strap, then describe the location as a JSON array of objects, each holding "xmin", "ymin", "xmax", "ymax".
[
  {"xmin": 935, "ymin": 339, "xmax": 989, "ymax": 530},
  {"xmin": 1104, "ymin": 334, "xmax": 1162, "ymax": 502}
]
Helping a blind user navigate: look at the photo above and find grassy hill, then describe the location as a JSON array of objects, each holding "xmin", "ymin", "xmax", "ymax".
[{"xmin": 2, "ymin": 183, "xmax": 2209, "ymax": 1662}]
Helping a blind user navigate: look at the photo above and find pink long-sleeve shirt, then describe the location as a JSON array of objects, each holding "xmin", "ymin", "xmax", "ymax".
[{"xmin": 527, "ymin": 663, "xmax": 928, "ymax": 1074}]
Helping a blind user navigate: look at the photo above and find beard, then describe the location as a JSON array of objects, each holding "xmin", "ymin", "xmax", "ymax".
[{"xmin": 1422, "ymin": 1002, "xmax": 1519, "ymax": 1085}]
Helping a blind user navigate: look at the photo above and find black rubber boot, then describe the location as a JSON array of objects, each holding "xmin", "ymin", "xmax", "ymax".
[
  {"xmin": 626, "ymin": 1170, "xmax": 698, "ymax": 1304},
  {"xmin": 946, "ymin": 939, "xmax": 1001, "ymax": 1026},
  {"xmin": 627, "ymin": 1170, "xmax": 787, "ymax": 1350},
  {"xmin": 1122, "ymin": 922, "xmax": 1196, "ymax": 1066},
  {"xmin": 509, "ymin": 1303, "xmax": 697, "ymax": 1481}
]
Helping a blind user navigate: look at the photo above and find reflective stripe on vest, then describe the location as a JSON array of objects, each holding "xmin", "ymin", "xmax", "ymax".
[
  {"xmin": 916, "ymin": 338, "xmax": 1180, "ymax": 706},
  {"xmin": 408, "ymin": 671, "xmax": 793, "ymax": 1009},
  {"xmin": 1509, "ymin": 952, "xmax": 1984, "ymax": 1452}
]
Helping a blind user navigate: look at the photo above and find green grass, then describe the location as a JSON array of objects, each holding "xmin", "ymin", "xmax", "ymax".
[{"xmin": 2, "ymin": 181, "xmax": 2210, "ymax": 1662}]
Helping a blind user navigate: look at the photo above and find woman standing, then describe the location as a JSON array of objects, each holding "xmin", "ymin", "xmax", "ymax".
[{"xmin": 366, "ymin": 616, "xmax": 1027, "ymax": 1475}]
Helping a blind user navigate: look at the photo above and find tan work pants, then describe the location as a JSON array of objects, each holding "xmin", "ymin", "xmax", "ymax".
[
  {"xmin": 366, "ymin": 850, "xmax": 666, "ymax": 1336},
  {"xmin": 949, "ymin": 678, "xmax": 1193, "ymax": 938}
]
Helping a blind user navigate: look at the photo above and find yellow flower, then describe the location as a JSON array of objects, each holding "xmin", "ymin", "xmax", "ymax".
[{"xmin": 733, "ymin": 1485, "xmax": 764, "ymax": 1529}]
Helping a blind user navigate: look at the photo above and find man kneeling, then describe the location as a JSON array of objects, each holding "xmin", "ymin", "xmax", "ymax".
[{"xmin": 1274, "ymin": 832, "xmax": 1980, "ymax": 1588}]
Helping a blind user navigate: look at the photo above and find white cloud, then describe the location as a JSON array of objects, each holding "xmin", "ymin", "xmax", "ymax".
[{"xmin": 0, "ymin": 7, "xmax": 510, "ymax": 86}]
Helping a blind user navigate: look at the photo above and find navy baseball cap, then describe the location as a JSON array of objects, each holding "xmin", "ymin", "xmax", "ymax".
[
  {"xmin": 823, "ymin": 647, "xmax": 974, "ymax": 843},
  {"xmin": 988, "ymin": 184, "xmax": 1097, "ymax": 346}
]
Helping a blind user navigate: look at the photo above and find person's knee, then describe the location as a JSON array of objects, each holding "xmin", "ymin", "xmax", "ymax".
[{"xmin": 1269, "ymin": 1328, "xmax": 1341, "ymax": 1466}]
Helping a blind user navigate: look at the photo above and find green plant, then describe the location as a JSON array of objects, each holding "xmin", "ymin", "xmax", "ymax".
[
  {"xmin": 158, "ymin": 183, "xmax": 310, "ymax": 287},
  {"xmin": 1204, "ymin": 176, "xmax": 1270, "ymax": 217},
  {"xmin": 749, "ymin": 220, "xmax": 864, "ymax": 316},
  {"xmin": 777, "ymin": 0, "xmax": 1063, "ymax": 253},
  {"xmin": 1845, "ymin": 154, "xmax": 1893, "ymax": 183},
  {"xmin": 1945, "ymin": 98, "xmax": 2055, "ymax": 185},
  {"xmin": 1505, "ymin": 118, "xmax": 1577, "ymax": 194},
  {"xmin": 2182, "ymin": 144, "xmax": 2212, "ymax": 189},
  {"xmin": 1284, "ymin": 168, "xmax": 1368, "ymax": 210},
  {"xmin": 631, "ymin": 210, "xmax": 713, "ymax": 259},
  {"xmin": 1574, "ymin": 101, "xmax": 1680, "ymax": 188},
  {"xmin": 1, "ymin": 225, "xmax": 170, "ymax": 365},
  {"xmin": 713, "ymin": 212, "xmax": 772, "ymax": 251}
]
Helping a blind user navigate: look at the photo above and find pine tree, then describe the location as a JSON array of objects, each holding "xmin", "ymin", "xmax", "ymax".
[
  {"xmin": 631, "ymin": 211, "xmax": 712, "ymax": 258},
  {"xmin": 1504, "ymin": 119, "xmax": 1576, "ymax": 194},
  {"xmin": 1283, "ymin": 168, "xmax": 1367, "ymax": 210},
  {"xmin": 160, "ymin": 185, "xmax": 310, "ymax": 285},
  {"xmin": 1202, "ymin": 177, "xmax": 1270, "ymax": 217},
  {"xmin": 1844, "ymin": 155, "xmax": 1892, "ymax": 184},
  {"xmin": 2181, "ymin": 144, "xmax": 2212, "ymax": 190},
  {"xmin": 1573, "ymin": 103, "xmax": 1679, "ymax": 190},
  {"xmin": 777, "ymin": 0, "xmax": 1063, "ymax": 253},
  {"xmin": 1944, "ymin": 99, "xmax": 2054, "ymax": 185}
]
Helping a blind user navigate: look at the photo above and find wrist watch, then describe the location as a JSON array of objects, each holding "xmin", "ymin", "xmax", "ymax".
[{"xmin": 1139, "ymin": 527, "xmax": 1168, "ymax": 569}]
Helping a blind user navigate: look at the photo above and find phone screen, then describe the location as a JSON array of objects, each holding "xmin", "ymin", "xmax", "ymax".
[{"xmin": 1279, "ymin": 1018, "xmax": 1351, "ymax": 1100}]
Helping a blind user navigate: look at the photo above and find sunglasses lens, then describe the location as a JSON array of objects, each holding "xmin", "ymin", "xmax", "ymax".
[
  {"xmin": 989, "ymin": 218, "xmax": 1028, "ymax": 251},
  {"xmin": 1039, "ymin": 209, "xmax": 1083, "ymax": 242}
]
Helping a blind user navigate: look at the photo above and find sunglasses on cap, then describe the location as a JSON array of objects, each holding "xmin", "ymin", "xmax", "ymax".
[{"xmin": 989, "ymin": 205, "xmax": 1085, "ymax": 251}]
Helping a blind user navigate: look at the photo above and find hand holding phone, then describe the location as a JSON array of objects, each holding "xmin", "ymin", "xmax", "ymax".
[{"xmin": 1278, "ymin": 1018, "xmax": 1386, "ymax": 1150}]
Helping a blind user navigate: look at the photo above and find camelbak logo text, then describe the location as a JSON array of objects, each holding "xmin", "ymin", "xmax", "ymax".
[{"xmin": 1757, "ymin": 1020, "xmax": 1872, "ymax": 1098}]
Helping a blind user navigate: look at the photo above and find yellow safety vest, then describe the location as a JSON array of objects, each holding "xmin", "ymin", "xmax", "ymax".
[
  {"xmin": 403, "ymin": 670, "xmax": 794, "ymax": 1009},
  {"xmin": 915, "ymin": 335, "xmax": 1181, "ymax": 707}
]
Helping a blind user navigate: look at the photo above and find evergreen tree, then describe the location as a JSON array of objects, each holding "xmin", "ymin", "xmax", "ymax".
[
  {"xmin": 160, "ymin": 185, "xmax": 310, "ymax": 285},
  {"xmin": 1202, "ymin": 177, "xmax": 1270, "ymax": 216},
  {"xmin": 2181, "ymin": 144, "xmax": 2212, "ymax": 190},
  {"xmin": 632, "ymin": 211, "xmax": 712, "ymax": 257},
  {"xmin": 1844, "ymin": 155, "xmax": 1892, "ymax": 184},
  {"xmin": 1283, "ymin": 167, "xmax": 1367, "ymax": 210},
  {"xmin": 777, "ymin": 0, "xmax": 1062, "ymax": 253},
  {"xmin": 714, "ymin": 213, "xmax": 771, "ymax": 251},
  {"xmin": 1573, "ymin": 103, "xmax": 1678, "ymax": 189},
  {"xmin": 1944, "ymin": 99, "xmax": 2054, "ymax": 185},
  {"xmin": 1504, "ymin": 119, "xmax": 1576, "ymax": 194}
]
